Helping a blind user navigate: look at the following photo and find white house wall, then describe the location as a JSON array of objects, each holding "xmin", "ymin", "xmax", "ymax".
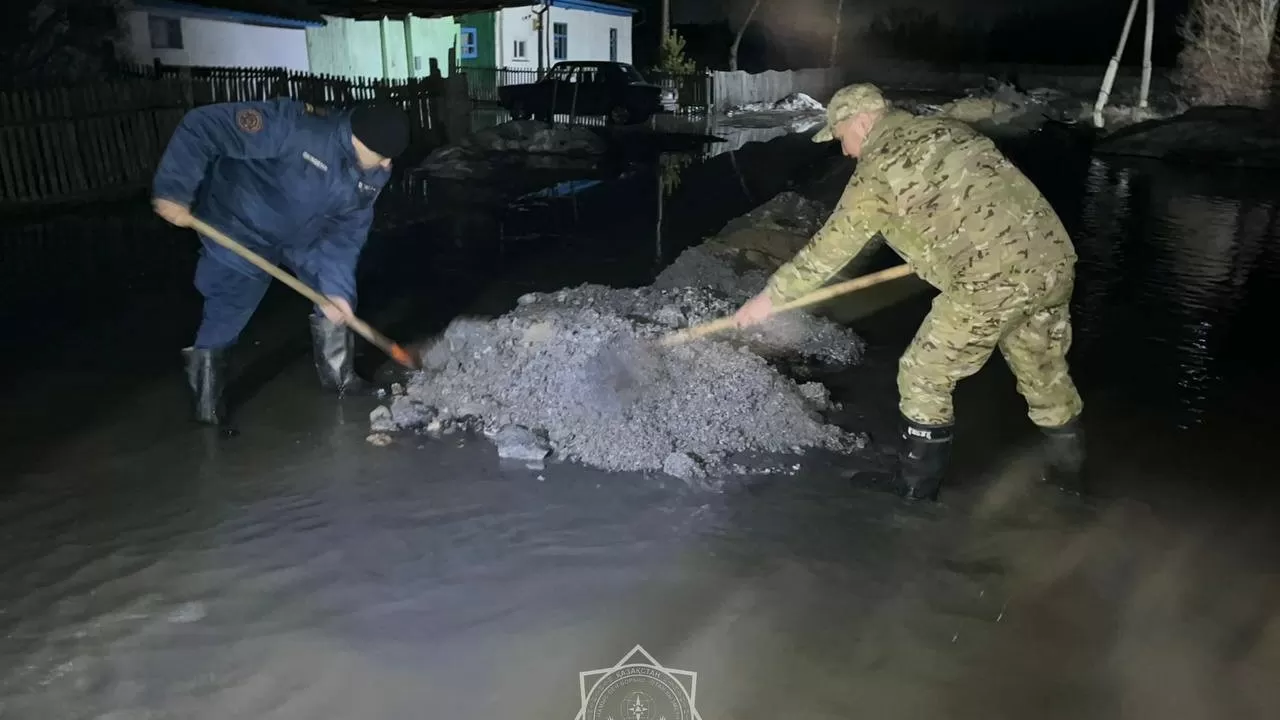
[
  {"xmin": 123, "ymin": 10, "xmax": 310, "ymax": 70},
  {"xmin": 496, "ymin": 5, "xmax": 632, "ymax": 69}
]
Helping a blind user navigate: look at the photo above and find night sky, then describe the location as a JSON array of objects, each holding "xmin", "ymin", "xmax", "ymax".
[{"xmin": 670, "ymin": 0, "xmax": 1061, "ymax": 27}]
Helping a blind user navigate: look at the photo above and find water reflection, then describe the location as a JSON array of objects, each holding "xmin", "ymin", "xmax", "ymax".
[{"xmin": 1075, "ymin": 157, "xmax": 1280, "ymax": 429}]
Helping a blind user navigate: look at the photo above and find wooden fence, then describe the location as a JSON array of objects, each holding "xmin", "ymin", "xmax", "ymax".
[{"xmin": 0, "ymin": 64, "xmax": 460, "ymax": 212}]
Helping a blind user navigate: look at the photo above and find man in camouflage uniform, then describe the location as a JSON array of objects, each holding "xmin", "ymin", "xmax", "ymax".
[{"xmin": 734, "ymin": 83, "xmax": 1085, "ymax": 501}]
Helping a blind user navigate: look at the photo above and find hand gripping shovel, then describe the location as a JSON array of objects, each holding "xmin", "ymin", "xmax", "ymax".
[
  {"xmin": 189, "ymin": 217, "xmax": 421, "ymax": 371},
  {"xmin": 660, "ymin": 263, "xmax": 915, "ymax": 347}
]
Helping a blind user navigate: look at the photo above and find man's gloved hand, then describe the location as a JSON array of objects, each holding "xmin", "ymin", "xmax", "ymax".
[
  {"xmin": 322, "ymin": 296, "xmax": 355, "ymax": 326},
  {"xmin": 734, "ymin": 292, "xmax": 775, "ymax": 328},
  {"xmin": 152, "ymin": 198, "xmax": 194, "ymax": 228}
]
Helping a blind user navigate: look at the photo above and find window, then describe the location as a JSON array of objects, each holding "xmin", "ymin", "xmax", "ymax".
[
  {"xmin": 149, "ymin": 14, "xmax": 182, "ymax": 50},
  {"xmin": 459, "ymin": 27, "xmax": 478, "ymax": 60},
  {"xmin": 552, "ymin": 22, "xmax": 567, "ymax": 61},
  {"xmin": 512, "ymin": 40, "xmax": 527, "ymax": 60},
  {"xmin": 413, "ymin": 56, "xmax": 423, "ymax": 72},
  {"xmin": 609, "ymin": 28, "xmax": 617, "ymax": 62}
]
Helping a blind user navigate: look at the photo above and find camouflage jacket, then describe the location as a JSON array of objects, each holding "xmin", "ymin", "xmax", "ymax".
[{"xmin": 765, "ymin": 110, "xmax": 1077, "ymax": 306}]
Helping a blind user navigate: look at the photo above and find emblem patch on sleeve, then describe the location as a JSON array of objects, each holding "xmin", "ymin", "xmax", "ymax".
[{"xmin": 236, "ymin": 108, "xmax": 264, "ymax": 133}]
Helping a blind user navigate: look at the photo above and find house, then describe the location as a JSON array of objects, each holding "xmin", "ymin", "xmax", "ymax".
[
  {"xmin": 305, "ymin": 13, "xmax": 461, "ymax": 79},
  {"xmin": 122, "ymin": 0, "xmax": 324, "ymax": 71},
  {"xmin": 121, "ymin": 0, "xmax": 465, "ymax": 80},
  {"xmin": 456, "ymin": 0, "xmax": 636, "ymax": 73}
]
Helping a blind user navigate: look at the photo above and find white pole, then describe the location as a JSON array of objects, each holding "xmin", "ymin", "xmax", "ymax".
[
  {"xmin": 1138, "ymin": 0, "xmax": 1155, "ymax": 109},
  {"xmin": 1093, "ymin": 0, "xmax": 1142, "ymax": 128}
]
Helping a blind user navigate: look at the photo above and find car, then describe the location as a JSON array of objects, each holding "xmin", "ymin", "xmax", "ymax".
[{"xmin": 498, "ymin": 61, "xmax": 675, "ymax": 125}]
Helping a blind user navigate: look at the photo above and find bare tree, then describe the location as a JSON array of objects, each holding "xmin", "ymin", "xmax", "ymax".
[
  {"xmin": 728, "ymin": 0, "xmax": 764, "ymax": 72},
  {"xmin": 1175, "ymin": 0, "xmax": 1280, "ymax": 107},
  {"xmin": 829, "ymin": 0, "xmax": 845, "ymax": 67}
]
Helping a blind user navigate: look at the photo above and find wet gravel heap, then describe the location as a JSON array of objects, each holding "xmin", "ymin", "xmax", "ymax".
[
  {"xmin": 369, "ymin": 283, "xmax": 868, "ymax": 479},
  {"xmin": 653, "ymin": 191, "xmax": 831, "ymax": 302}
]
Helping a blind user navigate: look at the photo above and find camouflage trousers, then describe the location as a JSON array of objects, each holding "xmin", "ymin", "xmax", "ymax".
[{"xmin": 897, "ymin": 261, "xmax": 1084, "ymax": 428}]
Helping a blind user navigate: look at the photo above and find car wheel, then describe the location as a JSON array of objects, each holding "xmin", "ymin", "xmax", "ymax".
[
  {"xmin": 608, "ymin": 105, "xmax": 631, "ymax": 125},
  {"xmin": 510, "ymin": 101, "xmax": 531, "ymax": 120}
]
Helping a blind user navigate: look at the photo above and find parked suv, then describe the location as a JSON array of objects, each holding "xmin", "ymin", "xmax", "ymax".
[{"xmin": 498, "ymin": 61, "xmax": 675, "ymax": 125}]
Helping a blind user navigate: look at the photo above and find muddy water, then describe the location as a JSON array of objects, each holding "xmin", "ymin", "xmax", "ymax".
[{"xmin": 2, "ymin": 134, "xmax": 1280, "ymax": 719}]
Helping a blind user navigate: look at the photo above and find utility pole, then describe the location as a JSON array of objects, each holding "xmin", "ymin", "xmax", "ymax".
[
  {"xmin": 1138, "ymin": 0, "xmax": 1155, "ymax": 109},
  {"xmin": 535, "ymin": 4, "xmax": 546, "ymax": 73},
  {"xmin": 1092, "ymin": 0, "xmax": 1141, "ymax": 128}
]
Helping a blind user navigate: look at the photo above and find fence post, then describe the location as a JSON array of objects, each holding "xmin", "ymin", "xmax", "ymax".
[
  {"xmin": 180, "ymin": 67, "xmax": 195, "ymax": 109},
  {"xmin": 443, "ymin": 73, "xmax": 471, "ymax": 144},
  {"xmin": 704, "ymin": 69, "xmax": 714, "ymax": 114}
]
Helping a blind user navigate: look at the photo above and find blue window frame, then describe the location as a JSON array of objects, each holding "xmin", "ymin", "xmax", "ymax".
[
  {"xmin": 609, "ymin": 28, "xmax": 617, "ymax": 61},
  {"xmin": 460, "ymin": 27, "xmax": 478, "ymax": 60},
  {"xmin": 553, "ymin": 22, "xmax": 568, "ymax": 61}
]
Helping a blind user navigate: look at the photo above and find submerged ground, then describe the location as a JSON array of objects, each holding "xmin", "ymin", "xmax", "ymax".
[{"xmin": 1, "ymin": 121, "xmax": 1278, "ymax": 719}]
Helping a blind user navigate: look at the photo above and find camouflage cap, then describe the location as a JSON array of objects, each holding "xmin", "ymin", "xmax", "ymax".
[{"xmin": 812, "ymin": 83, "xmax": 888, "ymax": 143}]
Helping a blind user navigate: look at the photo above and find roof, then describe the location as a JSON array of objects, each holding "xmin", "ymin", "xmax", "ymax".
[
  {"xmin": 136, "ymin": 0, "xmax": 640, "ymax": 23},
  {"xmin": 310, "ymin": 1, "xmax": 637, "ymax": 20},
  {"xmin": 133, "ymin": 0, "xmax": 327, "ymax": 27},
  {"xmin": 551, "ymin": 0, "xmax": 638, "ymax": 16},
  {"xmin": 309, "ymin": 1, "xmax": 530, "ymax": 19}
]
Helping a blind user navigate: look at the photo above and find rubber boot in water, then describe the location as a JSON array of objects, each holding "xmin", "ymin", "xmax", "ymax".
[
  {"xmin": 1040, "ymin": 417, "xmax": 1085, "ymax": 495},
  {"xmin": 182, "ymin": 346, "xmax": 237, "ymax": 436},
  {"xmin": 310, "ymin": 313, "xmax": 372, "ymax": 397},
  {"xmin": 897, "ymin": 418, "xmax": 954, "ymax": 502}
]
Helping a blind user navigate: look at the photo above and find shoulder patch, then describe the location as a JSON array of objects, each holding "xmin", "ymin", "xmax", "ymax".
[{"xmin": 236, "ymin": 108, "xmax": 264, "ymax": 133}]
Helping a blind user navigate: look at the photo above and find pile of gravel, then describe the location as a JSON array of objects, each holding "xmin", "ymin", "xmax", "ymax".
[
  {"xmin": 651, "ymin": 244, "xmax": 771, "ymax": 303},
  {"xmin": 369, "ymin": 283, "xmax": 868, "ymax": 479},
  {"xmin": 653, "ymin": 191, "xmax": 830, "ymax": 303}
]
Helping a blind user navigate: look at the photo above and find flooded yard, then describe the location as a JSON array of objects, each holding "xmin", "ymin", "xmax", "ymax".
[{"xmin": 0, "ymin": 125, "xmax": 1278, "ymax": 719}]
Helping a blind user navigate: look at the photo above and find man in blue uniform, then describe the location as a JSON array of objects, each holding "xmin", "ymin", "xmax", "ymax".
[{"xmin": 151, "ymin": 98, "xmax": 411, "ymax": 427}]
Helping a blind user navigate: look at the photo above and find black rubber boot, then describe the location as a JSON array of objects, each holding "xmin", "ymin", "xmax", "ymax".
[
  {"xmin": 1040, "ymin": 417, "xmax": 1085, "ymax": 495},
  {"xmin": 182, "ymin": 346, "xmax": 236, "ymax": 434},
  {"xmin": 897, "ymin": 418, "xmax": 954, "ymax": 502},
  {"xmin": 310, "ymin": 314, "xmax": 372, "ymax": 396}
]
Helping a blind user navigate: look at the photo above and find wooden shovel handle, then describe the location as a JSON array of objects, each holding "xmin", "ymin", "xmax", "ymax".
[
  {"xmin": 660, "ymin": 263, "xmax": 914, "ymax": 347},
  {"xmin": 188, "ymin": 217, "xmax": 420, "ymax": 370}
]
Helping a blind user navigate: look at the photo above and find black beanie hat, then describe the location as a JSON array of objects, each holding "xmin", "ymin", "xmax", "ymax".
[{"xmin": 350, "ymin": 102, "xmax": 411, "ymax": 159}]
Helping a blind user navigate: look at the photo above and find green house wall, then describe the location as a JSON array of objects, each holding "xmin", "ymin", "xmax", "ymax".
[
  {"xmin": 456, "ymin": 12, "xmax": 496, "ymax": 68},
  {"xmin": 406, "ymin": 15, "xmax": 459, "ymax": 77},
  {"xmin": 307, "ymin": 14, "xmax": 457, "ymax": 80}
]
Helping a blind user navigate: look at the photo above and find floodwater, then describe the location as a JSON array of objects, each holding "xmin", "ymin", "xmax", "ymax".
[{"xmin": 1, "ymin": 127, "xmax": 1279, "ymax": 720}]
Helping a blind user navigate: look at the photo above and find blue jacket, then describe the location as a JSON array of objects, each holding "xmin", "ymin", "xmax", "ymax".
[{"xmin": 153, "ymin": 98, "xmax": 391, "ymax": 303}]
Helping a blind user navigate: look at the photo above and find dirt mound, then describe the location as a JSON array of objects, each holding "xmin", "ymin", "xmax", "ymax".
[
  {"xmin": 653, "ymin": 191, "xmax": 832, "ymax": 302},
  {"xmin": 727, "ymin": 92, "xmax": 826, "ymax": 115},
  {"xmin": 419, "ymin": 120, "xmax": 609, "ymax": 179},
  {"xmin": 1094, "ymin": 106, "xmax": 1280, "ymax": 167},
  {"xmin": 370, "ymin": 283, "xmax": 867, "ymax": 479}
]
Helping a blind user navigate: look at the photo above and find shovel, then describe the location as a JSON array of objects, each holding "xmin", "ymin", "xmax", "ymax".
[
  {"xmin": 189, "ymin": 217, "xmax": 421, "ymax": 371},
  {"xmin": 593, "ymin": 264, "xmax": 915, "ymax": 397},
  {"xmin": 660, "ymin": 263, "xmax": 915, "ymax": 347}
]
